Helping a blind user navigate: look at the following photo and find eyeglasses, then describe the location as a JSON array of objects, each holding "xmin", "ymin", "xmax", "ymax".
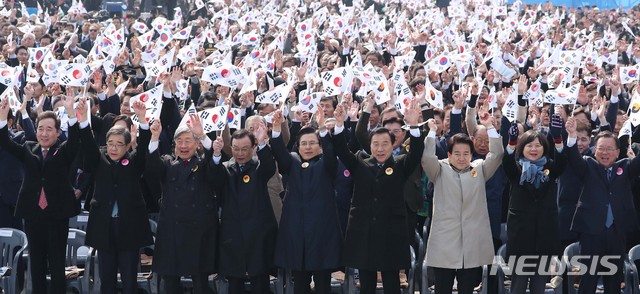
[
  {"xmin": 231, "ymin": 147, "xmax": 252, "ymax": 153},
  {"xmin": 107, "ymin": 142, "xmax": 126, "ymax": 149},
  {"xmin": 299, "ymin": 141, "xmax": 319, "ymax": 147},
  {"xmin": 596, "ymin": 147, "xmax": 618, "ymax": 153}
]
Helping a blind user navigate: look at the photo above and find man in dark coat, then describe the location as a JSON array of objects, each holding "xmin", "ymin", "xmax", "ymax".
[
  {"xmin": 145, "ymin": 117, "xmax": 218, "ymax": 294},
  {"xmin": 0, "ymin": 96, "xmax": 81, "ymax": 294},
  {"xmin": 81, "ymin": 100, "xmax": 154, "ymax": 294},
  {"xmin": 212, "ymin": 127, "xmax": 278, "ymax": 294},
  {"xmin": 332, "ymin": 98, "xmax": 424, "ymax": 293},
  {"xmin": 0, "ymin": 104, "xmax": 35, "ymax": 230},
  {"xmin": 565, "ymin": 117, "xmax": 640, "ymax": 294},
  {"xmin": 270, "ymin": 110, "xmax": 342, "ymax": 294}
]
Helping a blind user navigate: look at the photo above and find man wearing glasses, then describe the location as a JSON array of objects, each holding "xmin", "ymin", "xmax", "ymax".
[
  {"xmin": 565, "ymin": 117, "xmax": 640, "ymax": 294},
  {"xmin": 211, "ymin": 126, "xmax": 278, "ymax": 294},
  {"xmin": 80, "ymin": 24, "xmax": 100, "ymax": 52}
]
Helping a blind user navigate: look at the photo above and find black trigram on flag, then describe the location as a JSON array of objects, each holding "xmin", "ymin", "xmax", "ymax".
[{"xmin": 60, "ymin": 76, "xmax": 71, "ymax": 84}]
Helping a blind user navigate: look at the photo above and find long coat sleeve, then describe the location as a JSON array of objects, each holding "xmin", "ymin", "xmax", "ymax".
[
  {"xmin": 82, "ymin": 126, "xmax": 153, "ymax": 251},
  {"xmin": 333, "ymin": 129, "xmax": 424, "ymax": 271},
  {"xmin": 145, "ymin": 145, "xmax": 218, "ymax": 275},
  {"xmin": 212, "ymin": 146, "xmax": 278, "ymax": 277},
  {"xmin": 422, "ymin": 134, "xmax": 503, "ymax": 269},
  {"xmin": 0, "ymin": 123, "xmax": 81, "ymax": 220},
  {"xmin": 271, "ymin": 133, "xmax": 342, "ymax": 271},
  {"xmin": 502, "ymin": 148, "xmax": 566, "ymax": 257}
]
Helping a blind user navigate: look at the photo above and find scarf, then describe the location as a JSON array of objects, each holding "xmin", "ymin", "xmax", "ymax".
[{"xmin": 518, "ymin": 157, "xmax": 548, "ymax": 189}]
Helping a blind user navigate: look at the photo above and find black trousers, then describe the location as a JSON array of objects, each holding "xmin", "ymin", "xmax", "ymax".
[
  {"xmin": 98, "ymin": 218, "xmax": 140, "ymax": 294},
  {"xmin": 163, "ymin": 273, "xmax": 213, "ymax": 294},
  {"xmin": 292, "ymin": 269, "xmax": 332, "ymax": 294},
  {"xmin": 24, "ymin": 217, "xmax": 68, "ymax": 294},
  {"xmin": 432, "ymin": 266, "xmax": 482, "ymax": 294},
  {"xmin": 228, "ymin": 274, "xmax": 270, "ymax": 294},
  {"xmin": 359, "ymin": 269, "xmax": 400, "ymax": 294},
  {"xmin": 577, "ymin": 225, "xmax": 626, "ymax": 294}
]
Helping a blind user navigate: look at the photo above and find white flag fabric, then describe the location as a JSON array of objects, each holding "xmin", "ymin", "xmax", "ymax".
[
  {"xmin": 131, "ymin": 87, "xmax": 163, "ymax": 125},
  {"xmin": 424, "ymin": 82, "xmax": 444, "ymax": 110},
  {"xmin": 1, "ymin": 87, "xmax": 20, "ymax": 115},
  {"xmin": 619, "ymin": 119, "xmax": 633, "ymax": 139},
  {"xmin": 320, "ymin": 67, "xmax": 353, "ymax": 96},
  {"xmin": 199, "ymin": 106, "xmax": 228, "ymax": 133},
  {"xmin": 201, "ymin": 60, "xmax": 247, "ymax": 88},
  {"xmin": 628, "ymin": 91, "xmax": 640, "ymax": 127},
  {"xmin": 178, "ymin": 103, "xmax": 198, "ymax": 129},
  {"xmin": 543, "ymin": 84, "xmax": 579, "ymax": 105},
  {"xmin": 426, "ymin": 54, "xmax": 453, "ymax": 73},
  {"xmin": 502, "ymin": 85, "xmax": 519, "ymax": 123},
  {"xmin": 599, "ymin": 51, "xmax": 618, "ymax": 66},
  {"xmin": 0, "ymin": 63, "xmax": 17, "ymax": 86},
  {"xmin": 255, "ymin": 83, "xmax": 292, "ymax": 105},
  {"xmin": 619, "ymin": 65, "xmax": 639, "ymax": 85},
  {"xmin": 58, "ymin": 63, "xmax": 91, "ymax": 87},
  {"xmin": 227, "ymin": 108, "xmax": 241, "ymax": 129},
  {"xmin": 297, "ymin": 91, "xmax": 324, "ymax": 114},
  {"xmin": 28, "ymin": 47, "xmax": 50, "ymax": 64}
]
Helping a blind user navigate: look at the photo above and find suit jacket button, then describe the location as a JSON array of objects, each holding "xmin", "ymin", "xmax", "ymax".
[
  {"xmin": 113, "ymin": 184, "xmax": 118, "ymax": 188},
  {"xmin": 373, "ymin": 198, "xmax": 377, "ymax": 201},
  {"xmin": 41, "ymin": 178, "xmax": 45, "ymax": 181},
  {"xmin": 372, "ymin": 217, "xmax": 377, "ymax": 221}
]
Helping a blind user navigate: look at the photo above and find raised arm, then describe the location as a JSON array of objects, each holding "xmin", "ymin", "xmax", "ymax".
[
  {"xmin": 564, "ymin": 116, "xmax": 588, "ymax": 178},
  {"xmin": 401, "ymin": 99, "xmax": 425, "ymax": 174},
  {"xmin": 269, "ymin": 109, "xmax": 293, "ymax": 175},
  {"xmin": 421, "ymin": 119, "xmax": 442, "ymax": 181},
  {"xmin": 253, "ymin": 121, "xmax": 277, "ymax": 180},
  {"xmin": 478, "ymin": 112, "xmax": 504, "ymax": 179},
  {"xmin": 145, "ymin": 120, "xmax": 167, "ymax": 184},
  {"xmin": 331, "ymin": 101, "xmax": 359, "ymax": 171}
]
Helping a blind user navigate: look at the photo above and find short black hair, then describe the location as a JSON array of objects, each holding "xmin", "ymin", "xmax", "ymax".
[
  {"xmin": 296, "ymin": 126, "xmax": 319, "ymax": 145},
  {"xmin": 447, "ymin": 133, "xmax": 474, "ymax": 154},
  {"xmin": 369, "ymin": 127, "xmax": 395, "ymax": 145},
  {"xmin": 231, "ymin": 129, "xmax": 257, "ymax": 147}
]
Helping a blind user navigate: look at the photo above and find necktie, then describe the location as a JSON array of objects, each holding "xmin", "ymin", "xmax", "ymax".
[
  {"xmin": 183, "ymin": 160, "xmax": 189, "ymax": 166},
  {"xmin": 239, "ymin": 164, "xmax": 244, "ymax": 173},
  {"xmin": 606, "ymin": 168, "xmax": 614, "ymax": 228},
  {"xmin": 39, "ymin": 149, "xmax": 48, "ymax": 210},
  {"xmin": 377, "ymin": 163, "xmax": 384, "ymax": 168}
]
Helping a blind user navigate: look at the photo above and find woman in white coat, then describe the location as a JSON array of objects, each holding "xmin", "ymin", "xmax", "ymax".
[{"xmin": 421, "ymin": 113, "xmax": 504, "ymax": 294}]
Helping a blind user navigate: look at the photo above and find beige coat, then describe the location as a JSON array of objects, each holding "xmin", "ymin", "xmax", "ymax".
[{"xmin": 421, "ymin": 135, "xmax": 504, "ymax": 269}]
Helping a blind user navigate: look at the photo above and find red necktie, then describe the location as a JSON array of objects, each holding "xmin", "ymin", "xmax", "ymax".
[
  {"xmin": 183, "ymin": 160, "xmax": 189, "ymax": 166},
  {"xmin": 39, "ymin": 149, "xmax": 48, "ymax": 210}
]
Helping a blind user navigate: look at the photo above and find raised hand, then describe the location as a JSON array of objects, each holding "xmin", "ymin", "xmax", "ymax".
[
  {"xmin": 132, "ymin": 100, "xmax": 147, "ymax": 123},
  {"xmin": 0, "ymin": 98, "xmax": 9, "ymax": 122},
  {"xmin": 565, "ymin": 116, "xmax": 577, "ymax": 137},
  {"xmin": 479, "ymin": 111, "xmax": 495, "ymax": 128},
  {"xmin": 213, "ymin": 136, "xmax": 224, "ymax": 156},
  {"xmin": 334, "ymin": 102, "xmax": 346, "ymax": 126},
  {"xmin": 61, "ymin": 95, "xmax": 75, "ymax": 117},
  {"xmin": 91, "ymin": 71, "xmax": 103, "ymax": 93},
  {"xmin": 518, "ymin": 75, "xmax": 528, "ymax": 95},
  {"xmin": 508, "ymin": 121, "xmax": 519, "ymax": 146},
  {"xmin": 253, "ymin": 122, "xmax": 269, "ymax": 146},
  {"xmin": 271, "ymin": 109, "xmax": 283, "ymax": 133},
  {"xmin": 348, "ymin": 101, "xmax": 360, "ymax": 120},
  {"xmin": 404, "ymin": 99, "xmax": 420, "ymax": 126},
  {"xmin": 186, "ymin": 114, "xmax": 205, "ymax": 139},
  {"xmin": 313, "ymin": 107, "xmax": 325, "ymax": 128},
  {"xmin": 76, "ymin": 97, "xmax": 88, "ymax": 122},
  {"xmin": 150, "ymin": 119, "xmax": 162, "ymax": 141},
  {"xmin": 549, "ymin": 113, "xmax": 564, "ymax": 143},
  {"xmin": 427, "ymin": 118, "xmax": 437, "ymax": 133}
]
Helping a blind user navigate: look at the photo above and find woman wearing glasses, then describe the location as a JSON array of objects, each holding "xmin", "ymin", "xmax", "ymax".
[
  {"xmin": 502, "ymin": 114, "xmax": 567, "ymax": 294},
  {"xmin": 269, "ymin": 109, "xmax": 342, "ymax": 294},
  {"xmin": 80, "ymin": 99, "xmax": 154, "ymax": 294}
]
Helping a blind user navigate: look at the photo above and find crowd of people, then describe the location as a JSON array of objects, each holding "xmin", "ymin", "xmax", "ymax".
[{"xmin": 1, "ymin": 0, "xmax": 640, "ymax": 293}]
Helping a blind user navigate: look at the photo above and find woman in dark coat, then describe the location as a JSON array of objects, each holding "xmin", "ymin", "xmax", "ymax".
[
  {"xmin": 502, "ymin": 115, "xmax": 567, "ymax": 294},
  {"xmin": 211, "ymin": 125, "xmax": 278, "ymax": 294},
  {"xmin": 270, "ymin": 110, "xmax": 342, "ymax": 294},
  {"xmin": 81, "ymin": 100, "xmax": 154, "ymax": 294},
  {"xmin": 144, "ymin": 114, "xmax": 217, "ymax": 294}
]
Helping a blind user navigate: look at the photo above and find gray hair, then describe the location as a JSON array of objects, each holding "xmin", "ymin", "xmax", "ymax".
[{"xmin": 173, "ymin": 125, "xmax": 195, "ymax": 141}]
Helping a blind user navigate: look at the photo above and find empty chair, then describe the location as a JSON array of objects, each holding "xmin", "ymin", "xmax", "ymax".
[
  {"xmin": 0, "ymin": 228, "xmax": 28, "ymax": 294},
  {"xmin": 629, "ymin": 245, "xmax": 640, "ymax": 294},
  {"xmin": 69, "ymin": 211, "xmax": 90, "ymax": 231},
  {"xmin": 65, "ymin": 228, "xmax": 94, "ymax": 294}
]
